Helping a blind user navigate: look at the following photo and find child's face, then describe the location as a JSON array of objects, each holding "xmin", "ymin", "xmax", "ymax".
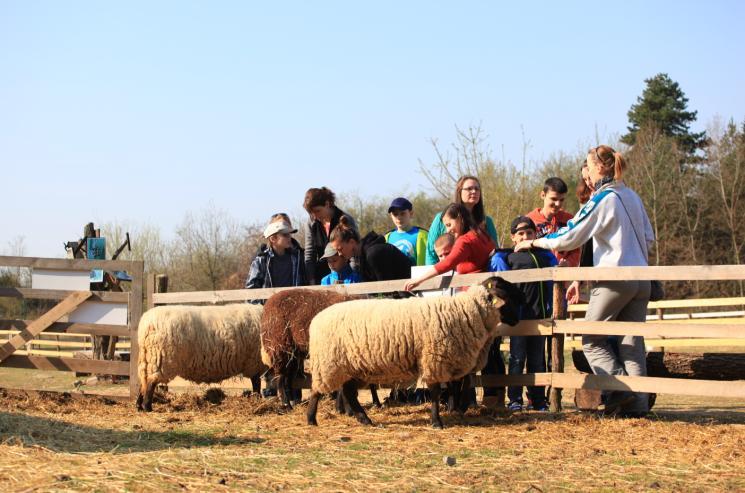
[
  {"xmin": 269, "ymin": 232, "xmax": 293, "ymax": 251},
  {"xmin": 435, "ymin": 244, "xmax": 452, "ymax": 260},
  {"xmin": 389, "ymin": 209, "xmax": 413, "ymax": 230},
  {"xmin": 540, "ymin": 190, "xmax": 566, "ymax": 215},
  {"xmin": 511, "ymin": 224, "xmax": 536, "ymax": 244},
  {"xmin": 326, "ymin": 254, "xmax": 347, "ymax": 273}
]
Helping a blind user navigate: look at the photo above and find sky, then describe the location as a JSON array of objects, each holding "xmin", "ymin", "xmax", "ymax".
[{"xmin": 2, "ymin": 1, "xmax": 744, "ymax": 258}]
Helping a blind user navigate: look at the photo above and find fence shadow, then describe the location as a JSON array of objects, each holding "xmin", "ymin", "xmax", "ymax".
[{"xmin": 0, "ymin": 411, "xmax": 266, "ymax": 454}]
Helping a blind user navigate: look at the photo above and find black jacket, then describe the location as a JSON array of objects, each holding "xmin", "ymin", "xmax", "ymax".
[
  {"xmin": 304, "ymin": 207, "xmax": 357, "ymax": 285},
  {"xmin": 358, "ymin": 231, "xmax": 411, "ymax": 282},
  {"xmin": 245, "ymin": 239, "xmax": 307, "ymax": 289}
]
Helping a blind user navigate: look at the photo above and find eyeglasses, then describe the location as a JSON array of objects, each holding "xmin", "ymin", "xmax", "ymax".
[{"xmin": 462, "ymin": 186, "xmax": 480, "ymax": 192}]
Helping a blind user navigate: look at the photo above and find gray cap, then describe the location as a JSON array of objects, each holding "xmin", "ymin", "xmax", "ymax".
[{"xmin": 320, "ymin": 243, "xmax": 340, "ymax": 260}]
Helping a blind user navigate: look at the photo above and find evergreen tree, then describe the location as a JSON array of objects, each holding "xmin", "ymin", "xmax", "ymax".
[{"xmin": 621, "ymin": 73, "xmax": 707, "ymax": 156}]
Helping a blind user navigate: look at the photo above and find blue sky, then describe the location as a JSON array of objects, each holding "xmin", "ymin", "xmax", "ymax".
[{"xmin": 2, "ymin": 1, "xmax": 744, "ymax": 257}]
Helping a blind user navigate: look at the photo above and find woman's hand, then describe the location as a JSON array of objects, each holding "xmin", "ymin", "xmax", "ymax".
[
  {"xmin": 404, "ymin": 280, "xmax": 421, "ymax": 292},
  {"xmin": 566, "ymin": 281, "xmax": 581, "ymax": 304},
  {"xmin": 513, "ymin": 240, "xmax": 533, "ymax": 252}
]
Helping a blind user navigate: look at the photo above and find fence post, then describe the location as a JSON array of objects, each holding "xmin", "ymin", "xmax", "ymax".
[
  {"xmin": 549, "ymin": 282, "xmax": 567, "ymax": 412},
  {"xmin": 128, "ymin": 261, "xmax": 145, "ymax": 401}
]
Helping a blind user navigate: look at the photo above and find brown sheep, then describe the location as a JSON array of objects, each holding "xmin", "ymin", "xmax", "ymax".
[{"xmin": 261, "ymin": 288, "xmax": 381, "ymax": 409}]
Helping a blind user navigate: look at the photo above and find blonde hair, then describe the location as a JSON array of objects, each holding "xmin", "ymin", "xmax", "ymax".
[{"xmin": 589, "ymin": 145, "xmax": 626, "ymax": 181}]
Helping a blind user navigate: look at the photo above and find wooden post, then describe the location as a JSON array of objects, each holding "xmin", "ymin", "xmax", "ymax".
[
  {"xmin": 128, "ymin": 261, "xmax": 145, "ymax": 401},
  {"xmin": 549, "ymin": 282, "xmax": 567, "ymax": 412}
]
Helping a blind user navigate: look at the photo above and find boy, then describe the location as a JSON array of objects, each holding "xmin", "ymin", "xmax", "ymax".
[
  {"xmin": 319, "ymin": 244, "xmax": 362, "ymax": 285},
  {"xmin": 526, "ymin": 177, "xmax": 580, "ymax": 267},
  {"xmin": 385, "ymin": 197, "xmax": 428, "ymax": 266},
  {"xmin": 434, "ymin": 233, "xmax": 454, "ymax": 261},
  {"xmin": 246, "ymin": 215, "xmax": 307, "ymax": 398},
  {"xmin": 488, "ymin": 216, "xmax": 557, "ymax": 411}
]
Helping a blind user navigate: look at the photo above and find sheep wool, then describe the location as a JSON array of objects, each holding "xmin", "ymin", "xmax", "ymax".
[
  {"xmin": 308, "ymin": 285, "xmax": 504, "ymax": 394},
  {"xmin": 138, "ymin": 304, "xmax": 266, "ymax": 387}
]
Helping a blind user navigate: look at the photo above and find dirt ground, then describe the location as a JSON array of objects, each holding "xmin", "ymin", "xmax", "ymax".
[{"xmin": 1, "ymin": 379, "xmax": 744, "ymax": 492}]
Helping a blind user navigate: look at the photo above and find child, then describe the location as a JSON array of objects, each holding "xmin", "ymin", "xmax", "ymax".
[
  {"xmin": 319, "ymin": 244, "xmax": 362, "ymax": 285},
  {"xmin": 385, "ymin": 197, "xmax": 429, "ymax": 266},
  {"xmin": 526, "ymin": 177, "xmax": 580, "ymax": 267},
  {"xmin": 489, "ymin": 216, "xmax": 557, "ymax": 411},
  {"xmin": 434, "ymin": 233, "xmax": 454, "ymax": 261}
]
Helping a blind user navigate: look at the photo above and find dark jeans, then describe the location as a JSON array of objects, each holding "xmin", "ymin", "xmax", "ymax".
[
  {"xmin": 482, "ymin": 337, "xmax": 506, "ymax": 397},
  {"xmin": 508, "ymin": 335, "xmax": 547, "ymax": 405}
]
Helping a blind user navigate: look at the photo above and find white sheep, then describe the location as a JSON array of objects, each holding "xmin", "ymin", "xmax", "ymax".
[
  {"xmin": 306, "ymin": 276, "xmax": 524, "ymax": 428},
  {"xmin": 136, "ymin": 304, "xmax": 267, "ymax": 411}
]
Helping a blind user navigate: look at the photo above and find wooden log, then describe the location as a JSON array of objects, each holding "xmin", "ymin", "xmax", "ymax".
[
  {"xmin": 128, "ymin": 261, "xmax": 145, "ymax": 400},
  {"xmin": 549, "ymin": 283, "xmax": 566, "ymax": 412}
]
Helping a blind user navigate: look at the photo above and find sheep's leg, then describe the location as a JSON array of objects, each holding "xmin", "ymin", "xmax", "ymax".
[
  {"xmin": 458, "ymin": 375, "xmax": 473, "ymax": 414},
  {"xmin": 277, "ymin": 372, "xmax": 292, "ymax": 408},
  {"xmin": 428, "ymin": 383, "xmax": 444, "ymax": 429},
  {"xmin": 336, "ymin": 390, "xmax": 354, "ymax": 416},
  {"xmin": 307, "ymin": 392, "xmax": 322, "ymax": 426},
  {"xmin": 447, "ymin": 380, "xmax": 462, "ymax": 415},
  {"xmin": 369, "ymin": 384, "xmax": 382, "ymax": 408},
  {"xmin": 141, "ymin": 380, "xmax": 158, "ymax": 412},
  {"xmin": 342, "ymin": 380, "xmax": 373, "ymax": 426},
  {"xmin": 250, "ymin": 374, "xmax": 261, "ymax": 397}
]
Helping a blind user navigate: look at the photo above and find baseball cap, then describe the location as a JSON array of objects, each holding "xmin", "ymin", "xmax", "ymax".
[
  {"xmin": 510, "ymin": 216, "xmax": 536, "ymax": 234},
  {"xmin": 320, "ymin": 243, "xmax": 340, "ymax": 260},
  {"xmin": 263, "ymin": 221, "xmax": 297, "ymax": 239},
  {"xmin": 387, "ymin": 197, "xmax": 413, "ymax": 213}
]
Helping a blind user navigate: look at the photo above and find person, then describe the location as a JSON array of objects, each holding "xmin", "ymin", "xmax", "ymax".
[
  {"xmin": 434, "ymin": 233, "xmax": 454, "ymax": 261},
  {"xmin": 319, "ymin": 244, "xmax": 362, "ymax": 285},
  {"xmin": 489, "ymin": 216, "xmax": 557, "ymax": 412},
  {"xmin": 303, "ymin": 187, "xmax": 357, "ymax": 285},
  {"xmin": 384, "ymin": 197, "xmax": 429, "ymax": 266},
  {"xmin": 567, "ymin": 160, "xmax": 595, "ymax": 304},
  {"xmin": 425, "ymin": 176, "xmax": 498, "ymax": 265},
  {"xmin": 328, "ymin": 216, "xmax": 411, "ymax": 282},
  {"xmin": 405, "ymin": 203, "xmax": 496, "ymax": 291},
  {"xmin": 245, "ymin": 214, "xmax": 307, "ymax": 398},
  {"xmin": 246, "ymin": 215, "xmax": 307, "ymax": 290},
  {"xmin": 514, "ymin": 145, "xmax": 654, "ymax": 417},
  {"xmin": 526, "ymin": 177, "xmax": 580, "ymax": 267}
]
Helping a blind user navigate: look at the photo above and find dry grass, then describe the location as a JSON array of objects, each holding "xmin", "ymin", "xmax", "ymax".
[{"xmin": 1, "ymin": 388, "xmax": 744, "ymax": 492}]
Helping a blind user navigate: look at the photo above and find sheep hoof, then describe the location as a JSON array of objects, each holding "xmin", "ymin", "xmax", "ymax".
[
  {"xmin": 356, "ymin": 415, "xmax": 373, "ymax": 426},
  {"xmin": 432, "ymin": 422, "xmax": 444, "ymax": 430},
  {"xmin": 307, "ymin": 417, "xmax": 318, "ymax": 426}
]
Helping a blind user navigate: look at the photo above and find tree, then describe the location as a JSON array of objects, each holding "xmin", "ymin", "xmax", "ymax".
[{"xmin": 622, "ymin": 73, "xmax": 707, "ymax": 157}]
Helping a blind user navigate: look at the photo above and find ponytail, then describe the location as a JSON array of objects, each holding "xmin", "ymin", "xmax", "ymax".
[
  {"xmin": 329, "ymin": 215, "xmax": 360, "ymax": 243},
  {"xmin": 613, "ymin": 151, "xmax": 626, "ymax": 180}
]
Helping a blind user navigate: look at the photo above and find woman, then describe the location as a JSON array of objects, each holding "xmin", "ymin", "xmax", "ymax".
[
  {"xmin": 424, "ymin": 176, "xmax": 498, "ymax": 265},
  {"xmin": 303, "ymin": 187, "xmax": 357, "ymax": 285},
  {"xmin": 514, "ymin": 145, "xmax": 654, "ymax": 417},
  {"xmin": 405, "ymin": 203, "xmax": 495, "ymax": 291},
  {"xmin": 328, "ymin": 216, "xmax": 411, "ymax": 282}
]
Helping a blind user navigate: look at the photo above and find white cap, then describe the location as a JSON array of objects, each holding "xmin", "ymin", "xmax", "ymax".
[{"xmin": 263, "ymin": 221, "xmax": 297, "ymax": 239}]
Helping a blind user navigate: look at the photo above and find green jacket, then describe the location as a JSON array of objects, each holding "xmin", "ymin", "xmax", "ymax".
[{"xmin": 384, "ymin": 226, "xmax": 429, "ymax": 266}]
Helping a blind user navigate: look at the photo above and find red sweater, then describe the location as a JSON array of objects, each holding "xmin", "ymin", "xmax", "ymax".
[
  {"xmin": 435, "ymin": 230, "xmax": 496, "ymax": 275},
  {"xmin": 526, "ymin": 208, "xmax": 581, "ymax": 267}
]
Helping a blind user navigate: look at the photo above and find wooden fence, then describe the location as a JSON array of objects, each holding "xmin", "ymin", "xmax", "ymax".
[
  {"xmin": 0, "ymin": 255, "xmax": 144, "ymax": 401},
  {"xmin": 150, "ymin": 265, "xmax": 745, "ymax": 411}
]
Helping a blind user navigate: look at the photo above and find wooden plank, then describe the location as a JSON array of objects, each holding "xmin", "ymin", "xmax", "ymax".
[
  {"xmin": 0, "ymin": 287, "xmax": 128, "ymax": 303},
  {"xmin": 551, "ymin": 373, "xmax": 745, "ymax": 398},
  {"xmin": 568, "ymin": 296, "xmax": 745, "ymax": 313},
  {"xmin": 0, "ymin": 387, "xmax": 130, "ymax": 403},
  {"xmin": 0, "ymin": 255, "xmax": 135, "ymax": 272},
  {"xmin": 551, "ymin": 265, "xmax": 745, "ymax": 282},
  {"xmin": 0, "ymin": 291, "xmax": 92, "ymax": 362},
  {"xmin": 128, "ymin": 261, "xmax": 145, "ymax": 400},
  {"xmin": 0, "ymin": 354, "xmax": 129, "ymax": 375},
  {"xmin": 554, "ymin": 320, "xmax": 745, "ymax": 338},
  {"xmin": 0, "ymin": 320, "xmax": 129, "ymax": 337},
  {"xmin": 494, "ymin": 320, "xmax": 553, "ymax": 336},
  {"xmin": 474, "ymin": 373, "xmax": 553, "ymax": 388}
]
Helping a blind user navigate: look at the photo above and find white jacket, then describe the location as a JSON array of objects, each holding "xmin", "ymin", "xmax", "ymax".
[{"xmin": 534, "ymin": 182, "xmax": 654, "ymax": 267}]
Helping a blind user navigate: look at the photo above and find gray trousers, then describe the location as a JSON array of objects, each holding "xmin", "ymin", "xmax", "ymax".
[{"xmin": 583, "ymin": 280, "xmax": 651, "ymax": 413}]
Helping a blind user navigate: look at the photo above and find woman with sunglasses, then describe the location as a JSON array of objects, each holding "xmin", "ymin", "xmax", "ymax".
[
  {"xmin": 514, "ymin": 145, "xmax": 654, "ymax": 417},
  {"xmin": 424, "ymin": 176, "xmax": 499, "ymax": 265}
]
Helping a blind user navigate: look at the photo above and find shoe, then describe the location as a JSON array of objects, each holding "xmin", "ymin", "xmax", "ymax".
[
  {"xmin": 531, "ymin": 402, "xmax": 549, "ymax": 412},
  {"xmin": 507, "ymin": 401, "xmax": 523, "ymax": 412},
  {"xmin": 601, "ymin": 391, "xmax": 636, "ymax": 416}
]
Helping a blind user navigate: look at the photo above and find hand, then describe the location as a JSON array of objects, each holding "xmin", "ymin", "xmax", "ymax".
[
  {"xmin": 513, "ymin": 240, "xmax": 533, "ymax": 252},
  {"xmin": 557, "ymin": 258, "xmax": 568, "ymax": 267},
  {"xmin": 566, "ymin": 281, "xmax": 581, "ymax": 304},
  {"xmin": 404, "ymin": 280, "xmax": 420, "ymax": 292}
]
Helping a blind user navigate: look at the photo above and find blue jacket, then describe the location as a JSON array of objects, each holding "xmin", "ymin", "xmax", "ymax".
[
  {"xmin": 320, "ymin": 265, "xmax": 362, "ymax": 285},
  {"xmin": 490, "ymin": 248, "xmax": 557, "ymax": 320}
]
